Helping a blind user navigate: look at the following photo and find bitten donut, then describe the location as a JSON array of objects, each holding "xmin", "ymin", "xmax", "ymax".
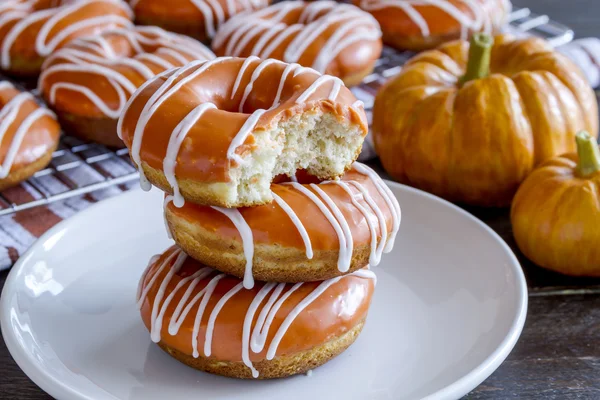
[
  {"xmin": 165, "ymin": 162, "xmax": 400, "ymax": 286},
  {"xmin": 0, "ymin": 0, "xmax": 133, "ymax": 77},
  {"xmin": 128, "ymin": 0, "xmax": 270, "ymax": 42},
  {"xmin": 212, "ymin": 1, "xmax": 382, "ymax": 86},
  {"xmin": 0, "ymin": 81, "xmax": 60, "ymax": 191},
  {"xmin": 137, "ymin": 246, "xmax": 376, "ymax": 379},
  {"xmin": 354, "ymin": 0, "xmax": 511, "ymax": 51},
  {"xmin": 117, "ymin": 57, "xmax": 369, "ymax": 208},
  {"xmin": 38, "ymin": 26, "xmax": 215, "ymax": 147}
]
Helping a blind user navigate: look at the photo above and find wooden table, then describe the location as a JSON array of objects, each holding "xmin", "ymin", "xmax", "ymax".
[{"xmin": 1, "ymin": 0, "xmax": 599, "ymax": 398}]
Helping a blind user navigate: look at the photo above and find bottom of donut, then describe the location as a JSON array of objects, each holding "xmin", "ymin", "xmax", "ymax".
[
  {"xmin": 0, "ymin": 145, "xmax": 56, "ymax": 191},
  {"xmin": 54, "ymin": 110, "xmax": 125, "ymax": 148},
  {"xmin": 156, "ymin": 320, "xmax": 365, "ymax": 380},
  {"xmin": 167, "ymin": 212, "xmax": 372, "ymax": 283}
]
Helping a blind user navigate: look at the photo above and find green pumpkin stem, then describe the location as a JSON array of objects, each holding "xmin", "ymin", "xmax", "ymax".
[
  {"xmin": 576, "ymin": 131, "xmax": 600, "ymax": 177},
  {"xmin": 460, "ymin": 33, "xmax": 494, "ymax": 85}
]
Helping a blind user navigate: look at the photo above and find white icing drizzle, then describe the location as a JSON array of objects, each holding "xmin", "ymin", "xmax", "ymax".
[
  {"xmin": 210, "ymin": 206, "xmax": 255, "ymax": 289},
  {"xmin": 116, "ymin": 67, "xmax": 175, "ymax": 141},
  {"xmin": 163, "ymin": 195, "xmax": 174, "ymax": 239},
  {"xmin": 359, "ymin": 0, "xmax": 510, "ymax": 39},
  {"xmin": 288, "ymin": 182, "xmax": 353, "ymax": 272},
  {"xmin": 272, "ymin": 62, "xmax": 300, "ymax": 107},
  {"xmin": 139, "ymin": 249, "xmax": 376, "ymax": 378},
  {"xmin": 213, "ymin": 1, "xmax": 381, "ymax": 74},
  {"xmin": 0, "ymin": 0, "xmax": 134, "ymax": 70},
  {"xmin": 334, "ymin": 180, "xmax": 388, "ymax": 266},
  {"xmin": 265, "ymin": 269, "xmax": 377, "ymax": 360},
  {"xmin": 38, "ymin": 26, "xmax": 215, "ymax": 119},
  {"xmin": 231, "ymin": 55, "xmax": 260, "ymax": 100},
  {"xmin": 164, "ymin": 103, "xmax": 217, "ymax": 208},
  {"xmin": 194, "ymin": 161, "xmax": 401, "ymax": 278},
  {"xmin": 226, "ymin": 108, "xmax": 268, "ymax": 165},
  {"xmin": 0, "ymin": 84, "xmax": 55, "ymax": 179},
  {"xmin": 272, "ymin": 192, "xmax": 313, "ymax": 259},
  {"xmin": 295, "ymin": 75, "xmax": 343, "ymax": 103},
  {"xmin": 130, "ymin": 58, "xmax": 230, "ymax": 190},
  {"xmin": 132, "ymin": 0, "xmax": 269, "ymax": 39},
  {"xmin": 239, "ymin": 58, "xmax": 285, "ymax": 112},
  {"xmin": 353, "ymin": 162, "xmax": 401, "ymax": 252}
]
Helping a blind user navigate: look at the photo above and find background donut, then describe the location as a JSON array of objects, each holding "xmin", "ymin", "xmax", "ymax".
[
  {"xmin": 129, "ymin": 0, "xmax": 271, "ymax": 42},
  {"xmin": 39, "ymin": 25, "xmax": 215, "ymax": 147},
  {"xmin": 0, "ymin": 81, "xmax": 60, "ymax": 191},
  {"xmin": 355, "ymin": 0, "xmax": 511, "ymax": 51},
  {"xmin": 0, "ymin": 0, "xmax": 133, "ymax": 77},
  {"xmin": 212, "ymin": 1, "xmax": 383, "ymax": 86}
]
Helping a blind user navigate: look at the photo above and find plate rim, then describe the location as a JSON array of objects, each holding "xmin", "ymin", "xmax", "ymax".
[{"xmin": 0, "ymin": 182, "xmax": 528, "ymax": 400}]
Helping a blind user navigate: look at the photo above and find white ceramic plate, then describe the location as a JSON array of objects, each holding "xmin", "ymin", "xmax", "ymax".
[{"xmin": 0, "ymin": 182, "xmax": 527, "ymax": 400}]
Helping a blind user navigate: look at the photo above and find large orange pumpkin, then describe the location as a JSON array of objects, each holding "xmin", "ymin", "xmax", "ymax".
[{"xmin": 372, "ymin": 33, "xmax": 599, "ymax": 207}]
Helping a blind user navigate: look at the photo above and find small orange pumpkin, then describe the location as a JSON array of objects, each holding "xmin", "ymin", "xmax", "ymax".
[
  {"xmin": 511, "ymin": 131, "xmax": 600, "ymax": 276},
  {"xmin": 372, "ymin": 33, "xmax": 599, "ymax": 207}
]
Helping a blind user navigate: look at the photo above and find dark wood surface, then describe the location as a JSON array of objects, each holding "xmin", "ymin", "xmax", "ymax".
[{"xmin": 1, "ymin": 1, "xmax": 599, "ymax": 399}]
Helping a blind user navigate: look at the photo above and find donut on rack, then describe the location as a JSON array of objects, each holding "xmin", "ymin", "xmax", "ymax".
[
  {"xmin": 212, "ymin": 1, "xmax": 382, "ymax": 86},
  {"xmin": 354, "ymin": 0, "xmax": 511, "ymax": 51},
  {"xmin": 137, "ymin": 245, "xmax": 376, "ymax": 379},
  {"xmin": 38, "ymin": 26, "xmax": 215, "ymax": 147},
  {"xmin": 0, "ymin": 0, "xmax": 133, "ymax": 77},
  {"xmin": 164, "ymin": 163, "xmax": 401, "ymax": 286},
  {"xmin": 0, "ymin": 81, "xmax": 60, "ymax": 191},
  {"xmin": 117, "ymin": 57, "xmax": 369, "ymax": 208},
  {"xmin": 128, "ymin": 0, "xmax": 270, "ymax": 42}
]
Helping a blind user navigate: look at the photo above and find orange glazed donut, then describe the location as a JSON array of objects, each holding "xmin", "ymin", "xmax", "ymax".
[
  {"xmin": 0, "ymin": 0, "xmax": 133, "ymax": 77},
  {"xmin": 128, "ymin": 0, "xmax": 270, "ymax": 42},
  {"xmin": 117, "ymin": 57, "xmax": 369, "ymax": 208},
  {"xmin": 38, "ymin": 26, "xmax": 215, "ymax": 148},
  {"xmin": 354, "ymin": 0, "xmax": 511, "ymax": 51},
  {"xmin": 137, "ymin": 246, "xmax": 376, "ymax": 379},
  {"xmin": 0, "ymin": 81, "xmax": 60, "ymax": 190},
  {"xmin": 165, "ymin": 162, "xmax": 401, "ymax": 287},
  {"xmin": 212, "ymin": 1, "xmax": 382, "ymax": 87}
]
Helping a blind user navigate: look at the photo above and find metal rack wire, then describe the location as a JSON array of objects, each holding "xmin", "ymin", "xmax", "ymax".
[{"xmin": 0, "ymin": 7, "xmax": 575, "ymax": 217}]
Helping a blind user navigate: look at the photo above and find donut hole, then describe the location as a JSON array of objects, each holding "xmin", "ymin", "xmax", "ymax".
[{"xmin": 230, "ymin": 110, "xmax": 364, "ymax": 205}]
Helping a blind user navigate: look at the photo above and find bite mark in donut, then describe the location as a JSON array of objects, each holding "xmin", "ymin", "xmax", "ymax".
[
  {"xmin": 138, "ymin": 246, "xmax": 376, "ymax": 379},
  {"xmin": 165, "ymin": 162, "xmax": 401, "ymax": 288},
  {"xmin": 212, "ymin": 1, "xmax": 382, "ymax": 86},
  {"xmin": 118, "ymin": 57, "xmax": 369, "ymax": 208}
]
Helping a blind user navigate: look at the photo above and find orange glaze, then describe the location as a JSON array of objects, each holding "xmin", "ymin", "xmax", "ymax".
[
  {"xmin": 0, "ymin": 81, "xmax": 60, "ymax": 172},
  {"xmin": 138, "ymin": 246, "xmax": 375, "ymax": 362},
  {"xmin": 211, "ymin": 1, "xmax": 382, "ymax": 81},
  {"xmin": 354, "ymin": 0, "xmax": 510, "ymax": 44},
  {"xmin": 118, "ymin": 57, "xmax": 368, "ymax": 183},
  {"xmin": 129, "ymin": 0, "xmax": 271, "ymax": 39},
  {"xmin": 167, "ymin": 168, "xmax": 395, "ymax": 251},
  {"xmin": 0, "ymin": 0, "xmax": 133, "ymax": 75},
  {"xmin": 39, "ymin": 26, "xmax": 215, "ymax": 119}
]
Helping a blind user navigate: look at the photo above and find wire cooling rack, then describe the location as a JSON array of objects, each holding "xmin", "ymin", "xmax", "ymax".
[{"xmin": 0, "ymin": 6, "xmax": 575, "ymax": 217}]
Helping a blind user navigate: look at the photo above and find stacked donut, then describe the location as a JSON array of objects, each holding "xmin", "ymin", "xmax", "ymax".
[{"xmin": 120, "ymin": 56, "xmax": 401, "ymax": 379}]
